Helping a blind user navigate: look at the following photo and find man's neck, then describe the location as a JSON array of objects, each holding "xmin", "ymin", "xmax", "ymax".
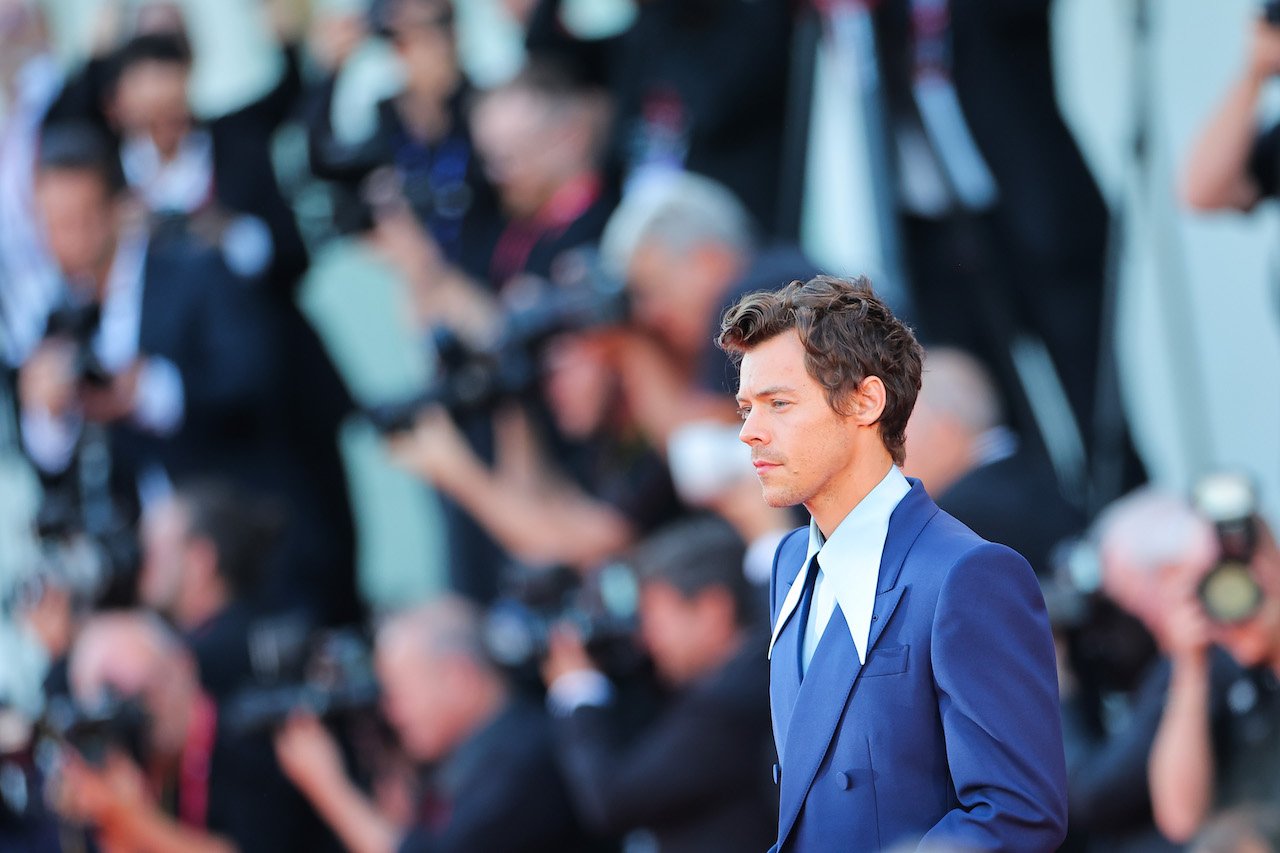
[{"xmin": 806, "ymin": 443, "xmax": 896, "ymax": 539}]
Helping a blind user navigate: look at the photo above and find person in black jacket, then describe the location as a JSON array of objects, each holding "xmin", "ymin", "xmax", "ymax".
[
  {"xmin": 54, "ymin": 610, "xmax": 322, "ymax": 853},
  {"xmin": 902, "ymin": 347, "xmax": 1083, "ymax": 578},
  {"xmin": 20, "ymin": 124, "xmax": 358, "ymax": 627},
  {"xmin": 274, "ymin": 596, "xmax": 594, "ymax": 853},
  {"xmin": 525, "ymin": 0, "xmax": 796, "ymax": 235},
  {"xmin": 540, "ymin": 516, "xmax": 776, "ymax": 853},
  {"xmin": 306, "ymin": 0, "xmax": 500, "ymax": 278}
]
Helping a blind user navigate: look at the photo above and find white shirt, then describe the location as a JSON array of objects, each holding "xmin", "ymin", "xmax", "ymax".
[
  {"xmin": 769, "ymin": 466, "xmax": 911, "ymax": 666},
  {"xmin": 22, "ymin": 231, "xmax": 185, "ymax": 474}
]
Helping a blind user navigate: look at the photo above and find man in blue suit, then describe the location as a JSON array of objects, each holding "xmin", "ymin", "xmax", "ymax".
[{"xmin": 720, "ymin": 275, "xmax": 1067, "ymax": 852}]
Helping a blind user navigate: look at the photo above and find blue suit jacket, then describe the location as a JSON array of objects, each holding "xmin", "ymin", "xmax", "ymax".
[{"xmin": 768, "ymin": 480, "xmax": 1067, "ymax": 851}]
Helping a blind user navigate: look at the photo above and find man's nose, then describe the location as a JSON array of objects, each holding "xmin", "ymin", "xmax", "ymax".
[{"xmin": 739, "ymin": 408, "xmax": 766, "ymax": 445}]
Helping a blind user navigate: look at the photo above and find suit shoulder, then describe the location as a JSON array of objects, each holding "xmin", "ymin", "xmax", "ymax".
[{"xmin": 913, "ymin": 510, "xmax": 1037, "ymax": 602}]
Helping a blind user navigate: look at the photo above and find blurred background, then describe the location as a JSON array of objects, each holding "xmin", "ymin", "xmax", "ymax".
[{"xmin": 2, "ymin": 0, "xmax": 1280, "ymax": 851}]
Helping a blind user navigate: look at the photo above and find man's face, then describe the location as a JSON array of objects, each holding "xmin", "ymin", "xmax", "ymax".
[
  {"xmin": 541, "ymin": 334, "xmax": 613, "ymax": 439},
  {"xmin": 72, "ymin": 631, "xmax": 193, "ymax": 761},
  {"xmin": 113, "ymin": 60, "xmax": 191, "ymax": 156},
  {"xmin": 389, "ymin": 2, "xmax": 459, "ymax": 101},
  {"xmin": 638, "ymin": 581, "xmax": 707, "ymax": 686},
  {"xmin": 138, "ymin": 501, "xmax": 190, "ymax": 616},
  {"xmin": 36, "ymin": 170, "xmax": 118, "ymax": 283},
  {"xmin": 471, "ymin": 89, "xmax": 572, "ymax": 220},
  {"xmin": 736, "ymin": 330, "xmax": 860, "ymax": 511},
  {"xmin": 627, "ymin": 241, "xmax": 728, "ymax": 360},
  {"xmin": 375, "ymin": 640, "xmax": 455, "ymax": 762}
]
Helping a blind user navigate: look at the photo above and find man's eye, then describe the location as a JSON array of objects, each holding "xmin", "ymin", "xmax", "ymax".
[
  {"xmin": 736, "ymin": 407, "xmax": 751, "ymax": 420},
  {"xmin": 771, "ymin": 400, "xmax": 790, "ymax": 410}
]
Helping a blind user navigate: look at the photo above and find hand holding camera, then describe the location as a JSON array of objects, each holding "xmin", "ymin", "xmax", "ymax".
[{"xmin": 273, "ymin": 713, "xmax": 347, "ymax": 801}]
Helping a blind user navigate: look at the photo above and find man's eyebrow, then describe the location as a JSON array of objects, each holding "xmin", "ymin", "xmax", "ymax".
[{"xmin": 736, "ymin": 385, "xmax": 797, "ymax": 403}]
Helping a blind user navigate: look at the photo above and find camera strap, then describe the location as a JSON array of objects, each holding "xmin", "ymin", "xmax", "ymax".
[{"xmin": 178, "ymin": 690, "xmax": 217, "ymax": 829}]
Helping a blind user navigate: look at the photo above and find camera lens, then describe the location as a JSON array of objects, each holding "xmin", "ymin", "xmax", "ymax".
[{"xmin": 1199, "ymin": 560, "xmax": 1264, "ymax": 624}]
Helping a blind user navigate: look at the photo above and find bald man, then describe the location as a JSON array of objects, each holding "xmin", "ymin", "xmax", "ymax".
[
  {"xmin": 903, "ymin": 347, "xmax": 1083, "ymax": 577},
  {"xmin": 274, "ymin": 596, "xmax": 592, "ymax": 853}
]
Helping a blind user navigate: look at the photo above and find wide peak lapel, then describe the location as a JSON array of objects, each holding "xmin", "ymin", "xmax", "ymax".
[
  {"xmin": 769, "ymin": 610, "xmax": 803, "ymax": 760},
  {"xmin": 875, "ymin": 479, "xmax": 938, "ymax": 595},
  {"xmin": 777, "ymin": 607, "xmax": 859, "ymax": 849}
]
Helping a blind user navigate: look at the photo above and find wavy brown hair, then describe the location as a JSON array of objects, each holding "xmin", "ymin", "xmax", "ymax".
[{"xmin": 717, "ymin": 275, "xmax": 923, "ymax": 466}]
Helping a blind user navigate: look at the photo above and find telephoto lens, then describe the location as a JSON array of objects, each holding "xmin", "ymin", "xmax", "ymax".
[{"xmin": 1194, "ymin": 472, "xmax": 1263, "ymax": 624}]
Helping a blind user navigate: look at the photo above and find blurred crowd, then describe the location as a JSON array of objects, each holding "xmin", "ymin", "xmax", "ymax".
[{"xmin": 0, "ymin": 0, "xmax": 1277, "ymax": 851}]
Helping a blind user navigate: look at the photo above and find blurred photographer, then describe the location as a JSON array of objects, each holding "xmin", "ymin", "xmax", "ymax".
[
  {"xmin": 387, "ymin": 326, "xmax": 680, "ymax": 575},
  {"xmin": 274, "ymin": 596, "xmax": 593, "ymax": 853},
  {"xmin": 42, "ymin": 1, "xmax": 309, "ymax": 295},
  {"xmin": 1142, "ymin": 478, "xmax": 1280, "ymax": 844},
  {"xmin": 1057, "ymin": 488, "xmax": 1240, "ymax": 850},
  {"xmin": 138, "ymin": 480, "xmax": 280, "ymax": 701},
  {"xmin": 1182, "ymin": 7, "xmax": 1280, "ymax": 213},
  {"xmin": 307, "ymin": 0, "xmax": 500, "ymax": 277},
  {"xmin": 539, "ymin": 517, "xmax": 775, "ymax": 852},
  {"xmin": 55, "ymin": 610, "xmax": 309, "ymax": 853},
  {"xmin": 597, "ymin": 172, "xmax": 816, "ymax": 448},
  {"xmin": 903, "ymin": 348, "xmax": 1083, "ymax": 577}
]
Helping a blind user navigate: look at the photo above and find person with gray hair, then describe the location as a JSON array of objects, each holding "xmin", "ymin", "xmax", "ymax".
[
  {"xmin": 1059, "ymin": 488, "xmax": 1245, "ymax": 850},
  {"xmin": 594, "ymin": 172, "xmax": 816, "ymax": 447},
  {"xmin": 903, "ymin": 347, "xmax": 1082, "ymax": 577},
  {"xmin": 275, "ymin": 595, "xmax": 592, "ymax": 853}
]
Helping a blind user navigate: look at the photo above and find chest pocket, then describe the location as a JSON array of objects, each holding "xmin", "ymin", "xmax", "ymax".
[{"xmin": 861, "ymin": 644, "xmax": 909, "ymax": 678}]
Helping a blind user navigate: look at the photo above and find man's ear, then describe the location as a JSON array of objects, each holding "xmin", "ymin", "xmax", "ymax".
[{"xmin": 849, "ymin": 376, "xmax": 887, "ymax": 426}]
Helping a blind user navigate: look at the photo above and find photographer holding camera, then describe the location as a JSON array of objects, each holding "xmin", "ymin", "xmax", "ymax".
[
  {"xmin": 54, "ymin": 610, "xmax": 310, "ymax": 853},
  {"xmin": 595, "ymin": 172, "xmax": 816, "ymax": 449},
  {"xmin": 138, "ymin": 480, "xmax": 280, "ymax": 701},
  {"xmin": 273, "ymin": 596, "xmax": 592, "ymax": 853},
  {"xmin": 539, "ymin": 517, "xmax": 775, "ymax": 852},
  {"xmin": 1182, "ymin": 5, "xmax": 1280, "ymax": 212},
  {"xmin": 1139, "ymin": 478, "xmax": 1280, "ymax": 844}
]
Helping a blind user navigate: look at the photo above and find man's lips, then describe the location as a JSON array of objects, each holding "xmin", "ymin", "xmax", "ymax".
[{"xmin": 753, "ymin": 459, "xmax": 782, "ymax": 470}]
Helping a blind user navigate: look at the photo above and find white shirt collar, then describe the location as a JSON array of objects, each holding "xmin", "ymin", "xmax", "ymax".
[
  {"xmin": 121, "ymin": 130, "xmax": 214, "ymax": 215},
  {"xmin": 768, "ymin": 466, "xmax": 911, "ymax": 663}
]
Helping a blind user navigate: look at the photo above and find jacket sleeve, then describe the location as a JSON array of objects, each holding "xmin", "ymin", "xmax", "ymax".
[
  {"xmin": 550, "ymin": 690, "xmax": 764, "ymax": 834},
  {"xmin": 919, "ymin": 542, "xmax": 1068, "ymax": 852}
]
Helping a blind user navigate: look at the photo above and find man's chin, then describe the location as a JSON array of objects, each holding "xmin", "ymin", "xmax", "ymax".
[{"xmin": 759, "ymin": 486, "xmax": 800, "ymax": 509}]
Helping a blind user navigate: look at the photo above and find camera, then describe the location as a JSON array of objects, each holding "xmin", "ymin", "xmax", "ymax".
[
  {"xmin": 221, "ymin": 629, "xmax": 379, "ymax": 736},
  {"xmin": 484, "ymin": 562, "xmax": 642, "ymax": 675},
  {"xmin": 15, "ymin": 468, "xmax": 141, "ymax": 614},
  {"xmin": 365, "ymin": 251, "xmax": 628, "ymax": 433},
  {"xmin": 43, "ymin": 302, "xmax": 111, "ymax": 388},
  {"xmin": 1194, "ymin": 472, "xmax": 1264, "ymax": 625},
  {"xmin": 42, "ymin": 691, "xmax": 151, "ymax": 767}
]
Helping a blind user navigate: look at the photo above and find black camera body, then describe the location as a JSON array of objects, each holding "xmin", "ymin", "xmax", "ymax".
[
  {"xmin": 221, "ymin": 629, "xmax": 379, "ymax": 736},
  {"xmin": 42, "ymin": 692, "xmax": 151, "ymax": 767},
  {"xmin": 19, "ymin": 477, "xmax": 141, "ymax": 614},
  {"xmin": 1194, "ymin": 472, "xmax": 1264, "ymax": 625},
  {"xmin": 43, "ymin": 302, "xmax": 111, "ymax": 388},
  {"xmin": 366, "ymin": 255, "xmax": 628, "ymax": 433},
  {"xmin": 483, "ymin": 562, "xmax": 642, "ymax": 675}
]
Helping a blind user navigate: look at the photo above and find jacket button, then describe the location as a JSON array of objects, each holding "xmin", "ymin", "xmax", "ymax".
[
  {"xmin": 772, "ymin": 763, "xmax": 781, "ymax": 785},
  {"xmin": 836, "ymin": 771, "xmax": 853, "ymax": 790}
]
